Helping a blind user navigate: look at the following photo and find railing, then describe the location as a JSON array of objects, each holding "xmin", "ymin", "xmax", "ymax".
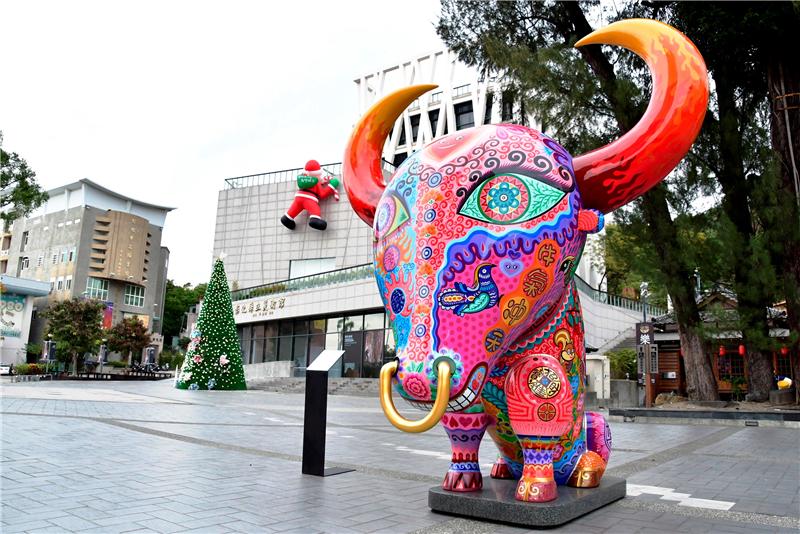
[
  {"xmin": 230, "ymin": 263, "xmax": 375, "ymax": 302},
  {"xmin": 452, "ymin": 84, "xmax": 471, "ymax": 98},
  {"xmin": 230, "ymin": 261, "xmax": 664, "ymax": 316},
  {"xmin": 573, "ymin": 276, "xmax": 666, "ymax": 317},
  {"xmin": 225, "ymin": 163, "xmax": 343, "ymax": 189},
  {"xmin": 224, "ymin": 160, "xmax": 397, "ymax": 189}
]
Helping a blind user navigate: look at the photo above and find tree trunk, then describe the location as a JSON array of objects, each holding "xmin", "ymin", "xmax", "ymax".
[
  {"xmin": 71, "ymin": 354, "xmax": 78, "ymax": 377},
  {"xmin": 746, "ymin": 350, "xmax": 775, "ymax": 402},
  {"xmin": 679, "ymin": 325, "xmax": 718, "ymax": 400},
  {"xmin": 127, "ymin": 350, "xmax": 133, "ymax": 367}
]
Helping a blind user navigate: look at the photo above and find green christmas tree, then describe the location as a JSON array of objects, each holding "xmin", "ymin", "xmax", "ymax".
[{"xmin": 175, "ymin": 258, "xmax": 246, "ymax": 390}]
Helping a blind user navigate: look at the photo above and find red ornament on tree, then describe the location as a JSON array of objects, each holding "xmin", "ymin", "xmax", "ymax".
[{"xmin": 738, "ymin": 344, "xmax": 746, "ymax": 356}]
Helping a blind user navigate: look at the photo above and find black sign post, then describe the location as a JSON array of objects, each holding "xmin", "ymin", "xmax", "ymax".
[
  {"xmin": 301, "ymin": 349, "xmax": 353, "ymax": 477},
  {"xmin": 636, "ymin": 322, "xmax": 656, "ymax": 408}
]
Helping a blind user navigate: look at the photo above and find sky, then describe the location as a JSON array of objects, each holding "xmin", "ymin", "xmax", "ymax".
[{"xmin": 0, "ymin": 0, "xmax": 445, "ymax": 285}]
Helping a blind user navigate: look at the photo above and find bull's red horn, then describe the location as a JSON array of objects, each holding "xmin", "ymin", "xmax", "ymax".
[
  {"xmin": 573, "ymin": 19, "xmax": 708, "ymax": 213},
  {"xmin": 343, "ymin": 84, "xmax": 438, "ymax": 226}
]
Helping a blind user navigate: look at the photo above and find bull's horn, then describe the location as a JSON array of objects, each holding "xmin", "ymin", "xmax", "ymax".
[
  {"xmin": 343, "ymin": 84, "xmax": 438, "ymax": 226},
  {"xmin": 573, "ymin": 19, "xmax": 708, "ymax": 213},
  {"xmin": 379, "ymin": 359, "xmax": 451, "ymax": 433}
]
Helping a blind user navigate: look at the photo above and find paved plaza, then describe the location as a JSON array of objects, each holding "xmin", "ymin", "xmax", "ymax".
[{"xmin": 1, "ymin": 379, "xmax": 798, "ymax": 533}]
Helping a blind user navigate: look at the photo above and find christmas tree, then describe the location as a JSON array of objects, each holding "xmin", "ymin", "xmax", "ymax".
[{"xmin": 175, "ymin": 258, "xmax": 247, "ymax": 390}]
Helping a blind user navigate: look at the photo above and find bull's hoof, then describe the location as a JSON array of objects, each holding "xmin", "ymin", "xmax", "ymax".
[
  {"xmin": 567, "ymin": 451, "xmax": 606, "ymax": 488},
  {"xmin": 516, "ymin": 477, "xmax": 558, "ymax": 502},
  {"xmin": 490, "ymin": 458, "xmax": 515, "ymax": 479},
  {"xmin": 442, "ymin": 470, "xmax": 482, "ymax": 492}
]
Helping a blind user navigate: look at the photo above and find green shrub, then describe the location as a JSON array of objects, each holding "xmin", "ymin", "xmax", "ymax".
[
  {"xmin": 13, "ymin": 363, "xmax": 47, "ymax": 375},
  {"xmin": 171, "ymin": 354, "xmax": 185, "ymax": 370},
  {"xmin": 607, "ymin": 348, "xmax": 637, "ymax": 379}
]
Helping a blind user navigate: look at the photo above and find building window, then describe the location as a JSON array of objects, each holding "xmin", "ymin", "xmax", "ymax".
[
  {"xmin": 68, "ymin": 248, "xmax": 75, "ymax": 262},
  {"xmin": 20, "ymin": 231, "xmax": 29, "ymax": 252},
  {"xmin": 410, "ymin": 114, "xmax": 421, "ymax": 144},
  {"xmin": 124, "ymin": 284, "xmax": 145, "ymax": 307},
  {"xmin": 61, "ymin": 249, "xmax": 68, "ymax": 263},
  {"xmin": 501, "ymin": 91, "xmax": 515, "ymax": 121},
  {"xmin": 57, "ymin": 277, "xmax": 64, "ymax": 291},
  {"xmin": 37, "ymin": 256, "xmax": 43, "ymax": 267},
  {"xmin": 86, "ymin": 277, "xmax": 109, "ymax": 300},
  {"xmin": 288, "ymin": 258, "xmax": 336, "ymax": 279},
  {"xmin": 65, "ymin": 276, "xmax": 72, "ymax": 290},
  {"xmin": 454, "ymin": 101, "xmax": 474, "ymax": 130},
  {"xmin": 21, "ymin": 256, "xmax": 30, "ymax": 269},
  {"xmin": 52, "ymin": 252, "xmax": 58, "ymax": 265},
  {"xmin": 428, "ymin": 109, "xmax": 442, "ymax": 135},
  {"xmin": 50, "ymin": 278, "xmax": 55, "ymax": 292}
]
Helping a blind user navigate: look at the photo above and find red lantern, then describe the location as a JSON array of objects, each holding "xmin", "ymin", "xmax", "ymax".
[
  {"xmin": 738, "ymin": 344, "xmax": 746, "ymax": 356},
  {"xmin": 781, "ymin": 346, "xmax": 789, "ymax": 356},
  {"xmin": 719, "ymin": 346, "xmax": 726, "ymax": 356}
]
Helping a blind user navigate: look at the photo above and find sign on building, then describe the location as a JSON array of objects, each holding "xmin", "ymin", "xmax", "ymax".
[{"xmin": 0, "ymin": 294, "xmax": 25, "ymax": 338}]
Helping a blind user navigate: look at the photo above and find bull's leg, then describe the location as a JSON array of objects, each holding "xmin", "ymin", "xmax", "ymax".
[
  {"xmin": 441, "ymin": 411, "xmax": 489, "ymax": 492},
  {"xmin": 505, "ymin": 354, "xmax": 573, "ymax": 502},
  {"xmin": 567, "ymin": 411, "xmax": 611, "ymax": 488}
]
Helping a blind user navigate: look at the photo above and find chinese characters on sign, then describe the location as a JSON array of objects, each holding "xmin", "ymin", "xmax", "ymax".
[
  {"xmin": 636, "ymin": 322, "xmax": 654, "ymax": 345},
  {"xmin": 233, "ymin": 297, "xmax": 287, "ymax": 320}
]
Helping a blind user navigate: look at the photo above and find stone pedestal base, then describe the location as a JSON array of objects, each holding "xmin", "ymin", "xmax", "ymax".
[{"xmin": 428, "ymin": 476, "xmax": 626, "ymax": 527}]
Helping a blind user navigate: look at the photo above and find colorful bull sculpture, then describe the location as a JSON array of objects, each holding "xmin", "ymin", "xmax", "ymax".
[{"xmin": 342, "ymin": 19, "xmax": 707, "ymax": 502}]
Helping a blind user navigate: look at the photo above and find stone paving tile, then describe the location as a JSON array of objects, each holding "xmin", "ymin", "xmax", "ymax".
[{"xmin": 2, "ymin": 380, "xmax": 799, "ymax": 533}]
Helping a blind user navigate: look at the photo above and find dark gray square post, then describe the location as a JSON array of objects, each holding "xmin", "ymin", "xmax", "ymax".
[{"xmin": 301, "ymin": 349, "xmax": 354, "ymax": 477}]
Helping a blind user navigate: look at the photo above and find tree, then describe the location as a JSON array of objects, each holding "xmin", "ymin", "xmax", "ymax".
[
  {"xmin": 1, "ymin": 133, "xmax": 48, "ymax": 227},
  {"xmin": 175, "ymin": 259, "xmax": 246, "ymax": 390},
  {"xmin": 661, "ymin": 2, "xmax": 799, "ymax": 400},
  {"xmin": 43, "ymin": 298, "xmax": 105, "ymax": 375},
  {"xmin": 437, "ymin": 0, "xmax": 719, "ymax": 399},
  {"xmin": 163, "ymin": 280, "xmax": 207, "ymax": 344},
  {"xmin": 107, "ymin": 317, "xmax": 152, "ymax": 366}
]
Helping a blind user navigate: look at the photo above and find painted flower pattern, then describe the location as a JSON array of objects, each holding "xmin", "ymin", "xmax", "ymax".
[
  {"xmin": 188, "ymin": 383, "xmax": 199, "ymax": 390},
  {"xmin": 219, "ymin": 355, "xmax": 229, "ymax": 366},
  {"xmin": 207, "ymin": 378, "xmax": 216, "ymax": 389},
  {"xmin": 487, "ymin": 181, "xmax": 520, "ymax": 214},
  {"xmin": 193, "ymin": 355, "xmax": 202, "ymax": 364},
  {"xmin": 403, "ymin": 373, "xmax": 431, "ymax": 400}
]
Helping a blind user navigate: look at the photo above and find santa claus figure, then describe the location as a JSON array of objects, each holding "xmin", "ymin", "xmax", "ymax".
[{"xmin": 281, "ymin": 160, "xmax": 340, "ymax": 231}]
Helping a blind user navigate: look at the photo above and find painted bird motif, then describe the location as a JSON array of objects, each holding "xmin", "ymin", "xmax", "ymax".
[{"xmin": 437, "ymin": 263, "xmax": 500, "ymax": 316}]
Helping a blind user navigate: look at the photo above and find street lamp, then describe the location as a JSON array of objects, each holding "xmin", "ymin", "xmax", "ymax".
[{"xmin": 99, "ymin": 338, "xmax": 108, "ymax": 374}]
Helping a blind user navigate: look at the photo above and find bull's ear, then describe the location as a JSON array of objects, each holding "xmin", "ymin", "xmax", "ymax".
[
  {"xmin": 343, "ymin": 85, "xmax": 438, "ymax": 227},
  {"xmin": 577, "ymin": 209, "xmax": 604, "ymax": 234},
  {"xmin": 573, "ymin": 19, "xmax": 708, "ymax": 213}
]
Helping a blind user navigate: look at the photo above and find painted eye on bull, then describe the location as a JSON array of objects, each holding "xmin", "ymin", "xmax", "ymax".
[
  {"xmin": 459, "ymin": 173, "xmax": 565, "ymax": 225},
  {"xmin": 375, "ymin": 195, "xmax": 410, "ymax": 240}
]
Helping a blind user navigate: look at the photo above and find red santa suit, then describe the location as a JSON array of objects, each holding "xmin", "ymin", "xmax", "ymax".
[{"xmin": 281, "ymin": 160, "xmax": 340, "ymax": 231}]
